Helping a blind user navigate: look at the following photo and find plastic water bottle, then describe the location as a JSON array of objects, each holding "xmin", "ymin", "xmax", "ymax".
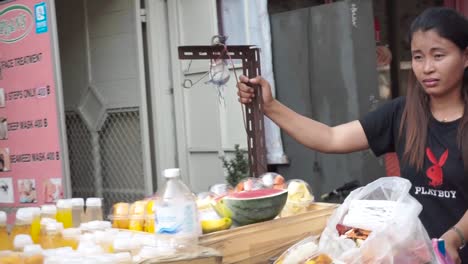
[{"xmin": 155, "ymin": 168, "xmax": 200, "ymax": 250}]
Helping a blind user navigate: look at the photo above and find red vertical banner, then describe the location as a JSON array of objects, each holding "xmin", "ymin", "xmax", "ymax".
[{"xmin": 0, "ymin": 0, "xmax": 65, "ymax": 208}]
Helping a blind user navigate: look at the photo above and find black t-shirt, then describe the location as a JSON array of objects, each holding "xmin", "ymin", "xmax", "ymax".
[{"xmin": 360, "ymin": 96, "xmax": 468, "ymax": 261}]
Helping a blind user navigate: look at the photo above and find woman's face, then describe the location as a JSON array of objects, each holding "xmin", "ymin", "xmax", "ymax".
[{"xmin": 411, "ymin": 29, "xmax": 468, "ymax": 98}]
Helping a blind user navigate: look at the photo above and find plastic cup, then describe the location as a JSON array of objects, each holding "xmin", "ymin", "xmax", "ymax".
[
  {"xmin": 128, "ymin": 201, "xmax": 147, "ymax": 232},
  {"xmin": 109, "ymin": 203, "xmax": 130, "ymax": 229}
]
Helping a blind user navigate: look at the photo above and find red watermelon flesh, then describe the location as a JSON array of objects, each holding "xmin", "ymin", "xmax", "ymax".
[{"xmin": 229, "ymin": 188, "xmax": 285, "ymax": 199}]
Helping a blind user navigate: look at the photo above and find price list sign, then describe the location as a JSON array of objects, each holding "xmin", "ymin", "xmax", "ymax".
[{"xmin": 0, "ymin": 0, "xmax": 65, "ymax": 206}]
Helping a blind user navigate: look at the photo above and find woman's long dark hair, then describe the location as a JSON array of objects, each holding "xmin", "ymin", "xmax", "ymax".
[{"xmin": 399, "ymin": 7, "xmax": 468, "ymax": 171}]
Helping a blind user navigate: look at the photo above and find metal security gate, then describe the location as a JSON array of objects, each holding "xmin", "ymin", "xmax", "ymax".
[
  {"xmin": 66, "ymin": 112, "xmax": 95, "ymax": 198},
  {"xmin": 66, "ymin": 110, "xmax": 146, "ymax": 213}
]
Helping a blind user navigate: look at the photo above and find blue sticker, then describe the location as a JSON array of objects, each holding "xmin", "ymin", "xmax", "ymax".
[{"xmin": 34, "ymin": 2, "xmax": 47, "ymax": 34}]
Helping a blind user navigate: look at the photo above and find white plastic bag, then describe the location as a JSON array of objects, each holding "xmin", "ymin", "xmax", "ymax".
[
  {"xmin": 275, "ymin": 236, "xmax": 345, "ymax": 264},
  {"xmin": 318, "ymin": 177, "xmax": 436, "ymax": 264},
  {"xmin": 274, "ymin": 236, "xmax": 319, "ymax": 264}
]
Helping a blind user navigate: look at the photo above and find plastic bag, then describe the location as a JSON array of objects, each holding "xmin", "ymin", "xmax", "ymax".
[
  {"xmin": 274, "ymin": 236, "xmax": 320, "ymax": 264},
  {"xmin": 275, "ymin": 236, "xmax": 345, "ymax": 264},
  {"xmin": 318, "ymin": 177, "xmax": 436, "ymax": 264}
]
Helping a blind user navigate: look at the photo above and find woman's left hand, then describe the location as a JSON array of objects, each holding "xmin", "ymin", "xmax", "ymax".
[{"xmin": 440, "ymin": 230, "xmax": 462, "ymax": 264}]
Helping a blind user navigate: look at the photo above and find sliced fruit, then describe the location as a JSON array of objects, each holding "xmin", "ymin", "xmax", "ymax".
[
  {"xmin": 211, "ymin": 195, "xmax": 232, "ymax": 218},
  {"xmin": 223, "ymin": 188, "xmax": 288, "ymax": 226}
]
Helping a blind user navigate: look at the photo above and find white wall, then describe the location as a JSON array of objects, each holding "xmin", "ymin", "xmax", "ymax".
[
  {"xmin": 86, "ymin": 0, "xmax": 142, "ymax": 109},
  {"xmin": 164, "ymin": 0, "xmax": 248, "ymax": 192},
  {"xmin": 57, "ymin": 0, "xmax": 143, "ymax": 111}
]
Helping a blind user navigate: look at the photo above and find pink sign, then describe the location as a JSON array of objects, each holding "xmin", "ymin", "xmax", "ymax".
[{"xmin": 0, "ymin": 0, "xmax": 64, "ymax": 208}]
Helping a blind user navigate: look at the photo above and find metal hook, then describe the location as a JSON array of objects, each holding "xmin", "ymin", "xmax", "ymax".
[{"xmin": 182, "ymin": 71, "xmax": 210, "ymax": 89}]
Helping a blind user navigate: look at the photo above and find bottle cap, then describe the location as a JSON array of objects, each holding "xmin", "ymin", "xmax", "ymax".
[
  {"xmin": 113, "ymin": 238, "xmax": 132, "ymax": 251},
  {"xmin": 41, "ymin": 205, "xmax": 57, "ymax": 215},
  {"xmin": 57, "ymin": 199, "xmax": 72, "ymax": 209},
  {"xmin": 79, "ymin": 233, "xmax": 95, "ymax": 243},
  {"xmin": 86, "ymin": 197, "xmax": 102, "ymax": 207},
  {"xmin": 77, "ymin": 242, "xmax": 103, "ymax": 255},
  {"xmin": 163, "ymin": 168, "xmax": 180, "ymax": 178},
  {"xmin": 85, "ymin": 220, "xmax": 102, "ymax": 231},
  {"xmin": 105, "ymin": 228, "xmax": 119, "ymax": 236},
  {"xmin": 62, "ymin": 228, "xmax": 81, "ymax": 238},
  {"xmin": 0, "ymin": 211, "xmax": 6, "ymax": 225},
  {"xmin": 71, "ymin": 198, "xmax": 85, "ymax": 207},
  {"xmin": 13, "ymin": 234, "xmax": 33, "ymax": 250},
  {"xmin": 29, "ymin": 207, "xmax": 40, "ymax": 217},
  {"xmin": 100, "ymin": 221, "xmax": 112, "ymax": 230},
  {"xmin": 16, "ymin": 208, "xmax": 33, "ymax": 223},
  {"xmin": 23, "ymin": 244, "xmax": 43, "ymax": 256},
  {"xmin": 46, "ymin": 222, "xmax": 64, "ymax": 232},
  {"xmin": 40, "ymin": 217, "xmax": 56, "ymax": 227}
]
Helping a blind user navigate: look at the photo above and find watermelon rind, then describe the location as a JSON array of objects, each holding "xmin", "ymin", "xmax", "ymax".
[{"xmin": 222, "ymin": 189, "xmax": 288, "ymax": 226}]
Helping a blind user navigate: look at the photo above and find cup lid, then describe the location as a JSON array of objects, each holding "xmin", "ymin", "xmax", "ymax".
[
  {"xmin": 16, "ymin": 208, "xmax": 33, "ymax": 222},
  {"xmin": 23, "ymin": 244, "xmax": 43, "ymax": 256},
  {"xmin": 113, "ymin": 238, "xmax": 132, "ymax": 250},
  {"xmin": 163, "ymin": 168, "xmax": 180, "ymax": 178},
  {"xmin": 0, "ymin": 211, "xmax": 6, "ymax": 224},
  {"xmin": 46, "ymin": 222, "xmax": 64, "ymax": 232},
  {"xmin": 41, "ymin": 204, "xmax": 57, "ymax": 215},
  {"xmin": 86, "ymin": 197, "xmax": 102, "ymax": 207},
  {"xmin": 62, "ymin": 228, "xmax": 81, "ymax": 238},
  {"xmin": 40, "ymin": 217, "xmax": 56, "ymax": 226},
  {"xmin": 57, "ymin": 199, "xmax": 72, "ymax": 208},
  {"xmin": 71, "ymin": 198, "xmax": 84, "ymax": 207},
  {"xmin": 13, "ymin": 234, "xmax": 33, "ymax": 249},
  {"xmin": 29, "ymin": 207, "xmax": 40, "ymax": 216}
]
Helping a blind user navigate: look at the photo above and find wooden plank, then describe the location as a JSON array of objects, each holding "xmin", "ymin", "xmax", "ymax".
[{"xmin": 199, "ymin": 203, "xmax": 338, "ymax": 264}]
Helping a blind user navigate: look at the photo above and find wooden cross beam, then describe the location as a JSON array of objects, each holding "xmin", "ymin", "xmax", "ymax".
[{"xmin": 178, "ymin": 45, "xmax": 267, "ymax": 178}]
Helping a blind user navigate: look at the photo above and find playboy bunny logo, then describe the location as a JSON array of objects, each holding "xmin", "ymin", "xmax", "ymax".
[{"xmin": 425, "ymin": 148, "xmax": 448, "ymax": 188}]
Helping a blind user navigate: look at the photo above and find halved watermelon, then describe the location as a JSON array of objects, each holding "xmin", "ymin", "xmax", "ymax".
[{"xmin": 222, "ymin": 188, "xmax": 288, "ymax": 226}]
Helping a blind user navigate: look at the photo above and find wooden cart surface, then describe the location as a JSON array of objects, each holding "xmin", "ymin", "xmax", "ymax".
[{"xmin": 199, "ymin": 203, "xmax": 338, "ymax": 264}]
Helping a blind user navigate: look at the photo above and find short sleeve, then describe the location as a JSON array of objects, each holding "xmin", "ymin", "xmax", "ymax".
[{"xmin": 359, "ymin": 97, "xmax": 405, "ymax": 157}]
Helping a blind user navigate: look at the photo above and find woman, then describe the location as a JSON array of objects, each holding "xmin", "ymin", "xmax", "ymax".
[{"xmin": 237, "ymin": 7, "xmax": 468, "ymax": 262}]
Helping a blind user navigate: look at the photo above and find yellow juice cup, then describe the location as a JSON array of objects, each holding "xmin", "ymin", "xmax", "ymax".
[
  {"xmin": 56, "ymin": 199, "xmax": 72, "ymax": 229},
  {"xmin": 144, "ymin": 199, "xmax": 155, "ymax": 233},
  {"xmin": 0, "ymin": 212, "xmax": 13, "ymax": 250},
  {"xmin": 61, "ymin": 228, "xmax": 80, "ymax": 250},
  {"xmin": 11, "ymin": 208, "xmax": 34, "ymax": 238},
  {"xmin": 29, "ymin": 208, "xmax": 41, "ymax": 244},
  {"xmin": 128, "ymin": 201, "xmax": 147, "ymax": 232},
  {"xmin": 110, "ymin": 203, "xmax": 130, "ymax": 229},
  {"xmin": 41, "ymin": 222, "xmax": 63, "ymax": 249},
  {"xmin": 0, "ymin": 251, "xmax": 23, "ymax": 264}
]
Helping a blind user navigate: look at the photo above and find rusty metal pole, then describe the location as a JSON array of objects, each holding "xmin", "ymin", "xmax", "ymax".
[{"xmin": 178, "ymin": 45, "xmax": 267, "ymax": 178}]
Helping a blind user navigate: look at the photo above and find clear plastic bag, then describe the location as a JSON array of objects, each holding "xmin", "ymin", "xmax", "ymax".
[
  {"xmin": 275, "ymin": 235, "xmax": 345, "ymax": 264},
  {"xmin": 318, "ymin": 177, "xmax": 436, "ymax": 264},
  {"xmin": 274, "ymin": 236, "xmax": 319, "ymax": 264}
]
